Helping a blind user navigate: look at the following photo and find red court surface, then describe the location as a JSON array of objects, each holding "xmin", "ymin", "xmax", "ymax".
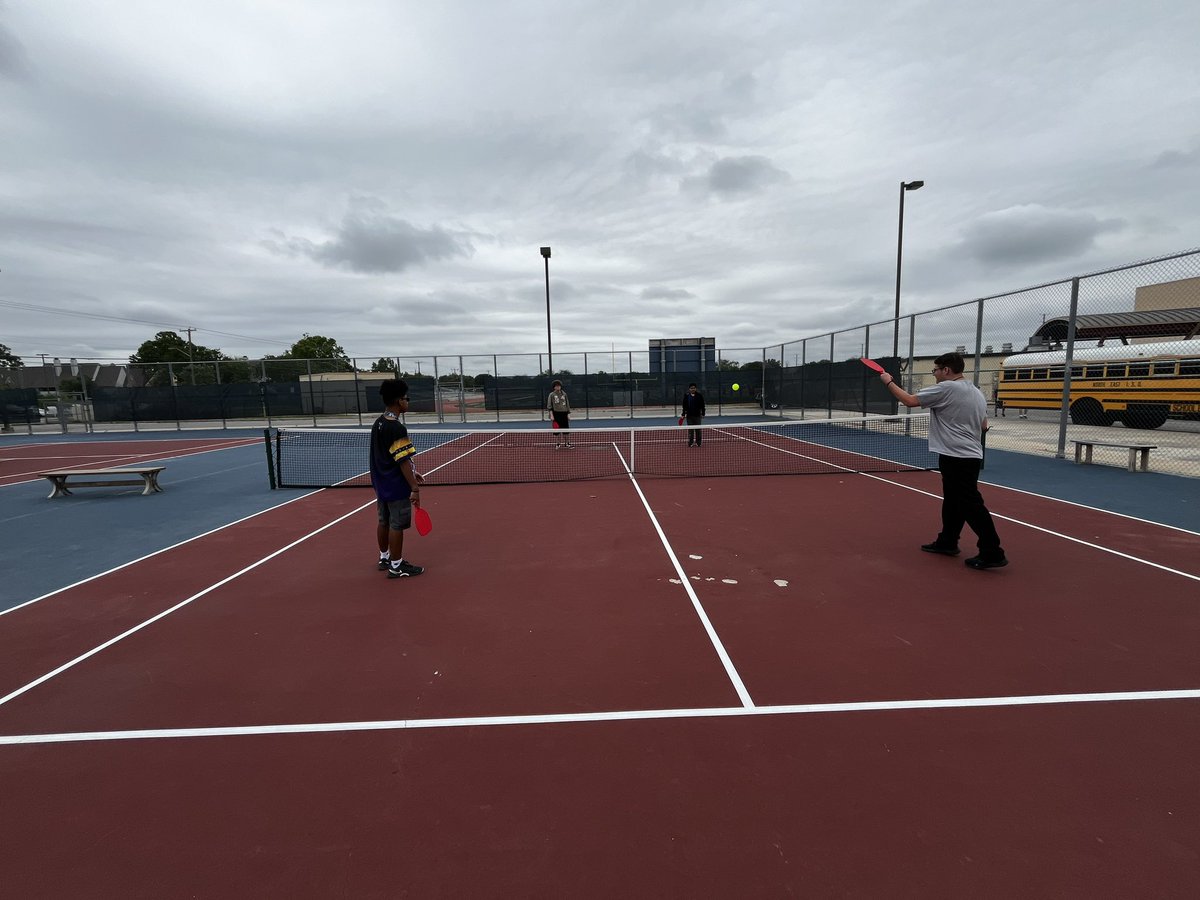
[
  {"xmin": 2, "ymin": 467, "xmax": 1199, "ymax": 896},
  {"xmin": 0, "ymin": 436, "xmax": 262, "ymax": 487}
]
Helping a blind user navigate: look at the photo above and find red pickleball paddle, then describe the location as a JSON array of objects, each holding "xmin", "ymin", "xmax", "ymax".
[
  {"xmin": 678, "ymin": 417, "xmax": 685, "ymax": 426},
  {"xmin": 551, "ymin": 419, "xmax": 560, "ymax": 429},
  {"xmin": 860, "ymin": 357, "xmax": 885, "ymax": 373},
  {"xmin": 414, "ymin": 505, "xmax": 432, "ymax": 536}
]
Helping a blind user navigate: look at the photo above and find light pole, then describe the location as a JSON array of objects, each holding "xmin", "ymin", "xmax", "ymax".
[
  {"xmin": 892, "ymin": 179, "xmax": 924, "ymax": 362},
  {"xmin": 540, "ymin": 246, "xmax": 552, "ymax": 377}
]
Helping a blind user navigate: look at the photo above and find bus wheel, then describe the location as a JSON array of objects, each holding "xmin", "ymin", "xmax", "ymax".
[
  {"xmin": 1069, "ymin": 398, "xmax": 1107, "ymax": 426},
  {"xmin": 1123, "ymin": 404, "xmax": 1169, "ymax": 429}
]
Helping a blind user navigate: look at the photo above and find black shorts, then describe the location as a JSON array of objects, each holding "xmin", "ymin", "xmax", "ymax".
[
  {"xmin": 376, "ymin": 497, "xmax": 413, "ymax": 531},
  {"xmin": 552, "ymin": 411, "xmax": 570, "ymax": 430}
]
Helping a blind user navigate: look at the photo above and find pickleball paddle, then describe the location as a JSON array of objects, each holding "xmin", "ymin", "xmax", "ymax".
[
  {"xmin": 551, "ymin": 419, "xmax": 560, "ymax": 429},
  {"xmin": 678, "ymin": 417, "xmax": 685, "ymax": 426},
  {"xmin": 414, "ymin": 505, "xmax": 432, "ymax": 536},
  {"xmin": 860, "ymin": 357, "xmax": 885, "ymax": 373}
]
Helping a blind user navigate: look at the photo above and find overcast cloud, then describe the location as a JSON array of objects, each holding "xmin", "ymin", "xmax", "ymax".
[{"xmin": 1, "ymin": 0, "xmax": 1199, "ymax": 364}]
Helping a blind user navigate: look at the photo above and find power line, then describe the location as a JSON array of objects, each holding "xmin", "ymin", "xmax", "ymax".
[{"xmin": 0, "ymin": 298, "xmax": 292, "ymax": 347}]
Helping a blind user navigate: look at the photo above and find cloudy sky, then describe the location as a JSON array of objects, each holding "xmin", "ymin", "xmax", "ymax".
[{"xmin": 2, "ymin": 0, "xmax": 1199, "ymax": 365}]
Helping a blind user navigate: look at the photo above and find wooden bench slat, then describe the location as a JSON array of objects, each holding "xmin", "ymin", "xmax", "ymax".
[
  {"xmin": 38, "ymin": 466, "xmax": 166, "ymax": 498},
  {"xmin": 1071, "ymin": 440, "xmax": 1155, "ymax": 473}
]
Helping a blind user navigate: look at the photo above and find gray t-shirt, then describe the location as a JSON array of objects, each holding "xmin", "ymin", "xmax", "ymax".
[
  {"xmin": 548, "ymin": 389, "xmax": 570, "ymax": 413},
  {"xmin": 916, "ymin": 379, "xmax": 986, "ymax": 458}
]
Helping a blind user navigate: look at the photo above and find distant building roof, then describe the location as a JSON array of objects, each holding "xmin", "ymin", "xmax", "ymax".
[{"xmin": 1029, "ymin": 307, "xmax": 1200, "ymax": 346}]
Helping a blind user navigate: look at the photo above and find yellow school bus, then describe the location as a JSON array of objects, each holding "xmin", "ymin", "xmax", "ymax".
[{"xmin": 998, "ymin": 340, "xmax": 1200, "ymax": 429}]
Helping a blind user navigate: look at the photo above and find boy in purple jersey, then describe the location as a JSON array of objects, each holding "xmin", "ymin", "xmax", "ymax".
[{"xmin": 370, "ymin": 379, "xmax": 425, "ymax": 578}]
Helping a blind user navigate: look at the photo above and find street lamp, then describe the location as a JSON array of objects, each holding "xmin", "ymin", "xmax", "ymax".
[
  {"xmin": 540, "ymin": 246, "xmax": 552, "ymax": 377},
  {"xmin": 892, "ymin": 179, "xmax": 924, "ymax": 362}
]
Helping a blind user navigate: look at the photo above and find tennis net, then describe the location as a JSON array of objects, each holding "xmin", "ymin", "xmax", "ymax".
[{"xmin": 268, "ymin": 415, "xmax": 936, "ymax": 488}]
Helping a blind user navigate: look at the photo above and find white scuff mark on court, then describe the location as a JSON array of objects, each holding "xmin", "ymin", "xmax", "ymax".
[
  {"xmin": 668, "ymin": 578, "xmax": 682, "ymax": 584},
  {"xmin": 706, "ymin": 577, "xmax": 715, "ymax": 582},
  {"xmin": 689, "ymin": 554, "xmax": 703, "ymax": 560},
  {"xmin": 690, "ymin": 575, "xmax": 701, "ymax": 581},
  {"xmin": 894, "ymin": 636, "xmax": 912, "ymax": 646},
  {"xmin": 722, "ymin": 578, "xmax": 737, "ymax": 585},
  {"xmin": 774, "ymin": 579, "xmax": 789, "ymax": 587}
]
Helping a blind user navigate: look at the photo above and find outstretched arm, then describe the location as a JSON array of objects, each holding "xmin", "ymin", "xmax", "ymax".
[{"xmin": 880, "ymin": 373, "xmax": 921, "ymax": 408}]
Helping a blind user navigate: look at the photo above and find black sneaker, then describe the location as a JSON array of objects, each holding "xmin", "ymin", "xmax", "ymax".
[
  {"xmin": 921, "ymin": 542, "xmax": 960, "ymax": 556},
  {"xmin": 377, "ymin": 557, "xmax": 390, "ymax": 571},
  {"xmin": 387, "ymin": 561, "xmax": 425, "ymax": 578},
  {"xmin": 965, "ymin": 555, "xmax": 1008, "ymax": 570}
]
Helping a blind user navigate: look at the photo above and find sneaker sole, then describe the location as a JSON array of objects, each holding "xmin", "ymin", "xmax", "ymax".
[
  {"xmin": 921, "ymin": 546, "xmax": 960, "ymax": 556},
  {"xmin": 965, "ymin": 558, "xmax": 1008, "ymax": 570}
]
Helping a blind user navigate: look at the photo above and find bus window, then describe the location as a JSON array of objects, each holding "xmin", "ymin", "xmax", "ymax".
[
  {"xmin": 1032, "ymin": 368, "xmax": 1048, "ymax": 380},
  {"xmin": 1151, "ymin": 361, "xmax": 1176, "ymax": 376},
  {"xmin": 1070, "ymin": 366, "xmax": 1083, "ymax": 378},
  {"xmin": 1049, "ymin": 367, "xmax": 1065, "ymax": 380},
  {"xmin": 1128, "ymin": 362, "xmax": 1150, "ymax": 377},
  {"xmin": 1182, "ymin": 360, "xmax": 1200, "ymax": 376},
  {"xmin": 1105, "ymin": 364, "xmax": 1127, "ymax": 378},
  {"xmin": 1016, "ymin": 369, "xmax": 1032, "ymax": 381},
  {"xmin": 1084, "ymin": 365, "xmax": 1105, "ymax": 379}
]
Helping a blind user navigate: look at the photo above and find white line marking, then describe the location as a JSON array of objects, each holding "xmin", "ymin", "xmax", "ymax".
[
  {"xmin": 2, "ymin": 688, "xmax": 1197, "ymax": 746},
  {"xmin": 980, "ymin": 478, "xmax": 1200, "ymax": 538},
  {"xmin": 0, "ymin": 488, "xmax": 327, "ymax": 618},
  {"xmin": 861, "ymin": 472, "xmax": 1200, "ymax": 582},
  {"xmin": 0, "ymin": 437, "xmax": 262, "ymax": 485},
  {"xmin": 0, "ymin": 499, "xmax": 377, "ymax": 708},
  {"xmin": 612, "ymin": 443, "xmax": 754, "ymax": 708}
]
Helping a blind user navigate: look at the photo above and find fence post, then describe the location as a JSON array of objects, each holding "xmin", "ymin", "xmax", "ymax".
[{"xmin": 1056, "ymin": 277, "xmax": 1082, "ymax": 459}]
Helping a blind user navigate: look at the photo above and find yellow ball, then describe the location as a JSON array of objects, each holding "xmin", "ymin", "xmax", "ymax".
[{"xmin": 732, "ymin": 383, "xmax": 740, "ymax": 391}]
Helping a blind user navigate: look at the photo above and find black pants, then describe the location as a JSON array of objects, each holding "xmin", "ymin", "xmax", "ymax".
[
  {"xmin": 686, "ymin": 415, "xmax": 702, "ymax": 445},
  {"xmin": 937, "ymin": 455, "xmax": 1003, "ymax": 556}
]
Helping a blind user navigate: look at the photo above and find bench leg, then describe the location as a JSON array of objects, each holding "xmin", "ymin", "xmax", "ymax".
[
  {"xmin": 1074, "ymin": 444, "xmax": 1083, "ymax": 464},
  {"xmin": 140, "ymin": 473, "xmax": 164, "ymax": 495},
  {"xmin": 1127, "ymin": 449, "xmax": 1137, "ymax": 472},
  {"xmin": 46, "ymin": 477, "xmax": 71, "ymax": 499},
  {"xmin": 1139, "ymin": 449, "xmax": 1149, "ymax": 472}
]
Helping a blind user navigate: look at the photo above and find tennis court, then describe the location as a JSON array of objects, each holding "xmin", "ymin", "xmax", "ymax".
[{"xmin": 2, "ymin": 419, "xmax": 1199, "ymax": 897}]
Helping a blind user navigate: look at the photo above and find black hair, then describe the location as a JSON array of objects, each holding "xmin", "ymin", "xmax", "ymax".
[
  {"xmin": 379, "ymin": 379, "xmax": 409, "ymax": 405},
  {"xmin": 933, "ymin": 352, "xmax": 965, "ymax": 374}
]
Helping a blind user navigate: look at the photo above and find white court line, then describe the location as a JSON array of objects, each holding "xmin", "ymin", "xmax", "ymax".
[
  {"xmin": 861, "ymin": 471, "xmax": 1200, "ymax": 582},
  {"xmin": 0, "ymin": 436, "xmax": 264, "ymax": 485},
  {"xmin": 613, "ymin": 443, "xmax": 754, "ymax": 708},
  {"xmin": 0, "ymin": 488, "xmax": 327, "ymax": 618},
  {"xmin": 980, "ymin": 478, "xmax": 1200, "ymax": 539},
  {"xmin": 0, "ymin": 497, "xmax": 378, "ymax": 709},
  {"xmin": 3, "ymin": 687, "xmax": 1197, "ymax": 746}
]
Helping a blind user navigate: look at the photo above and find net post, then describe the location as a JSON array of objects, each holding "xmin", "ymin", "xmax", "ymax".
[{"xmin": 263, "ymin": 428, "xmax": 277, "ymax": 489}]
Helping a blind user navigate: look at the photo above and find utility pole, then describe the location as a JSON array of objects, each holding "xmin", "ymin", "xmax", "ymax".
[{"xmin": 184, "ymin": 327, "xmax": 196, "ymax": 384}]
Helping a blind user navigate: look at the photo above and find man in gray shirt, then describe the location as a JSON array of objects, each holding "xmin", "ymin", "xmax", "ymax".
[{"xmin": 879, "ymin": 351, "xmax": 1008, "ymax": 570}]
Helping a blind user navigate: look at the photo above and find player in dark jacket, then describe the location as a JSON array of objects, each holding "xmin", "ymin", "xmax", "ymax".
[{"xmin": 681, "ymin": 383, "xmax": 706, "ymax": 446}]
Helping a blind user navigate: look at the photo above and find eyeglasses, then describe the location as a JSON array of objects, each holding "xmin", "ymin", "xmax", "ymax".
[{"xmin": 931, "ymin": 366, "xmax": 944, "ymax": 373}]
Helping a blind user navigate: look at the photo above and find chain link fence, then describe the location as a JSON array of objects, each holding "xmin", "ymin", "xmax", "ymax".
[{"xmin": 7, "ymin": 249, "xmax": 1199, "ymax": 476}]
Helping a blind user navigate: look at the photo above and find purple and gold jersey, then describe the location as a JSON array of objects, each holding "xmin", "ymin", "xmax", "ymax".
[{"xmin": 369, "ymin": 413, "xmax": 417, "ymax": 501}]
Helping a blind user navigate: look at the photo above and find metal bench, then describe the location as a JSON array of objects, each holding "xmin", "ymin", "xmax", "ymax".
[
  {"xmin": 38, "ymin": 466, "xmax": 166, "ymax": 498},
  {"xmin": 1071, "ymin": 440, "xmax": 1156, "ymax": 473}
]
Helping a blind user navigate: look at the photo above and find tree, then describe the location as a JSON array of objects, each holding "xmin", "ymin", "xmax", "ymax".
[
  {"xmin": 370, "ymin": 358, "xmax": 397, "ymax": 374},
  {"xmin": 287, "ymin": 334, "xmax": 352, "ymax": 374},
  {"xmin": 716, "ymin": 357, "xmax": 740, "ymax": 371},
  {"xmin": 0, "ymin": 342, "xmax": 22, "ymax": 387},
  {"xmin": 130, "ymin": 331, "xmax": 224, "ymax": 386}
]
